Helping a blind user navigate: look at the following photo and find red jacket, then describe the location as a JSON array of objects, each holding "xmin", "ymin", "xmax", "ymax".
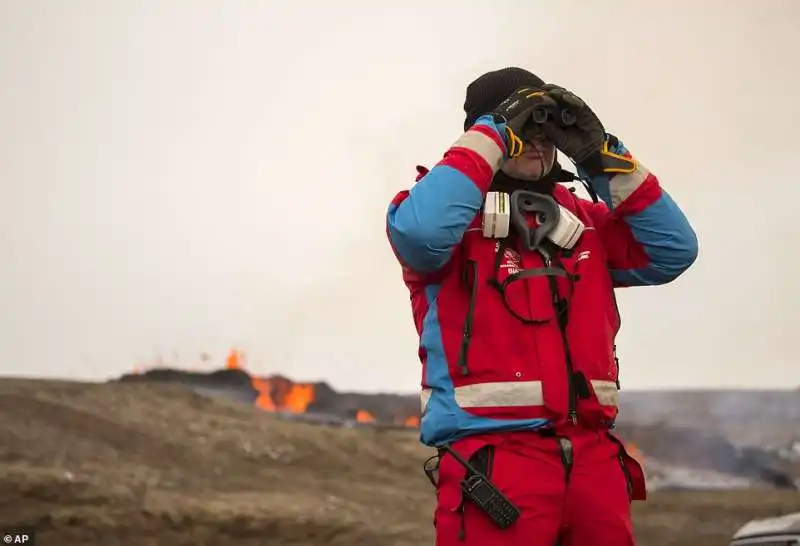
[{"xmin": 386, "ymin": 115, "xmax": 698, "ymax": 447}]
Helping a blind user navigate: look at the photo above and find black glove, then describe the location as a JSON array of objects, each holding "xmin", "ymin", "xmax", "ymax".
[
  {"xmin": 539, "ymin": 84, "xmax": 635, "ymax": 176},
  {"xmin": 490, "ymin": 87, "xmax": 559, "ymax": 158}
]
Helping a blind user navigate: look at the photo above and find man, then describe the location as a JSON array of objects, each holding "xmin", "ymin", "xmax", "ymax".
[{"xmin": 385, "ymin": 67, "xmax": 698, "ymax": 545}]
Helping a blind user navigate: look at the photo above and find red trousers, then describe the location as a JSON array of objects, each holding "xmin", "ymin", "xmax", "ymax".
[{"xmin": 433, "ymin": 428, "xmax": 646, "ymax": 546}]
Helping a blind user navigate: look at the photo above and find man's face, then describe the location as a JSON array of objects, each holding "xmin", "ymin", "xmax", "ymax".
[{"xmin": 500, "ymin": 136, "xmax": 556, "ymax": 181}]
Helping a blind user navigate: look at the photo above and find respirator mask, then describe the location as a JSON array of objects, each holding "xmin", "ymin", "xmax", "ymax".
[{"xmin": 482, "ymin": 190, "xmax": 584, "ymax": 251}]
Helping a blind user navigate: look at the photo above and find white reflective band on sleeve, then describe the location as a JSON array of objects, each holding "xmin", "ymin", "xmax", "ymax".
[
  {"xmin": 609, "ymin": 162, "xmax": 651, "ymax": 208},
  {"xmin": 455, "ymin": 380, "xmax": 544, "ymax": 407},
  {"xmin": 451, "ymin": 129, "xmax": 506, "ymax": 171},
  {"xmin": 421, "ymin": 379, "xmax": 619, "ymax": 413},
  {"xmin": 421, "ymin": 381, "xmax": 542, "ymax": 411},
  {"xmin": 591, "ymin": 380, "xmax": 619, "ymax": 407}
]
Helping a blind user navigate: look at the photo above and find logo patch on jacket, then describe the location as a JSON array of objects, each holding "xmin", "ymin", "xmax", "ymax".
[{"xmin": 495, "ymin": 241, "xmax": 522, "ymax": 278}]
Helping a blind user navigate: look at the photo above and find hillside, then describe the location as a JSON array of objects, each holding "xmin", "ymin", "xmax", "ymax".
[
  {"xmin": 117, "ymin": 366, "xmax": 800, "ymax": 489},
  {"xmin": 0, "ymin": 378, "xmax": 798, "ymax": 546},
  {"xmin": 0, "ymin": 378, "xmax": 430, "ymax": 545}
]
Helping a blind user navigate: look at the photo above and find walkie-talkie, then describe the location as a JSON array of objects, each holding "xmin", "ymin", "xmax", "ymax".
[{"xmin": 443, "ymin": 446, "xmax": 521, "ymax": 530}]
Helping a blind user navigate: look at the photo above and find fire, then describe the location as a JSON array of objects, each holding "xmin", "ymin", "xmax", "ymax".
[
  {"xmin": 226, "ymin": 349, "xmax": 315, "ymax": 413},
  {"xmin": 224, "ymin": 346, "xmax": 422, "ymax": 425},
  {"xmin": 226, "ymin": 349, "xmax": 244, "ymax": 370},
  {"xmin": 626, "ymin": 442, "xmax": 644, "ymax": 465},
  {"xmin": 397, "ymin": 415, "xmax": 420, "ymax": 427},
  {"xmin": 131, "ymin": 348, "xmax": 422, "ymax": 427},
  {"xmin": 356, "ymin": 409, "xmax": 376, "ymax": 423}
]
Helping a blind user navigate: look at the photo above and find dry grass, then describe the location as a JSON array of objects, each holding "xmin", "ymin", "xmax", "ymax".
[{"xmin": 0, "ymin": 379, "xmax": 797, "ymax": 546}]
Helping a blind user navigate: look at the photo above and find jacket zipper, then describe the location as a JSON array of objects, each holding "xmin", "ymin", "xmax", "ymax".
[
  {"xmin": 456, "ymin": 260, "xmax": 479, "ymax": 376},
  {"xmin": 542, "ymin": 251, "xmax": 577, "ymax": 425}
]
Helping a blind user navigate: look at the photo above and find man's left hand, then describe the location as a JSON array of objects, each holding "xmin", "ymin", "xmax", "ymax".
[
  {"xmin": 540, "ymin": 84, "xmax": 635, "ymax": 176},
  {"xmin": 539, "ymin": 84, "xmax": 605, "ymax": 163}
]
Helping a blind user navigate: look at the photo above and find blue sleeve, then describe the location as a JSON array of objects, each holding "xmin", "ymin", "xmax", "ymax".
[
  {"xmin": 608, "ymin": 190, "xmax": 700, "ymax": 287},
  {"xmin": 581, "ymin": 138, "xmax": 699, "ymax": 287},
  {"xmin": 386, "ymin": 116, "xmax": 507, "ymax": 274}
]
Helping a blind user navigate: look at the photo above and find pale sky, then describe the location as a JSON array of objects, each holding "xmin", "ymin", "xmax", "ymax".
[{"xmin": 2, "ymin": 0, "xmax": 799, "ymax": 391}]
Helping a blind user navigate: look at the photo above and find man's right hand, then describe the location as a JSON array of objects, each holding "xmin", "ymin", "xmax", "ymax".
[{"xmin": 488, "ymin": 87, "xmax": 558, "ymax": 158}]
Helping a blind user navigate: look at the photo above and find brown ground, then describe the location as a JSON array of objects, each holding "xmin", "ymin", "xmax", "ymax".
[{"xmin": 0, "ymin": 380, "xmax": 797, "ymax": 546}]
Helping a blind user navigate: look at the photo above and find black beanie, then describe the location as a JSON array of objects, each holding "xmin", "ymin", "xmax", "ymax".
[{"xmin": 463, "ymin": 67, "xmax": 545, "ymax": 131}]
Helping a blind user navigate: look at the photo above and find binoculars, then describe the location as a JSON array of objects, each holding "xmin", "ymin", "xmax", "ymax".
[{"xmin": 532, "ymin": 105, "xmax": 577, "ymax": 127}]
